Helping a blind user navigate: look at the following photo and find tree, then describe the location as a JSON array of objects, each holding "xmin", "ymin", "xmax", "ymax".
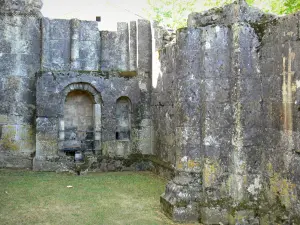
[
  {"xmin": 202, "ymin": 0, "xmax": 233, "ymax": 10},
  {"xmin": 283, "ymin": 0, "xmax": 300, "ymax": 14},
  {"xmin": 250, "ymin": 0, "xmax": 286, "ymax": 14},
  {"xmin": 146, "ymin": 0, "xmax": 197, "ymax": 29}
]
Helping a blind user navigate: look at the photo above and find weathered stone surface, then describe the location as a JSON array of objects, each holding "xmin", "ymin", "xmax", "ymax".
[
  {"xmin": 33, "ymin": 154, "xmax": 153, "ymax": 173},
  {"xmin": 160, "ymin": 172, "xmax": 202, "ymax": 222},
  {"xmin": 42, "ymin": 18, "xmax": 100, "ymax": 71},
  {"xmin": 100, "ymin": 22, "xmax": 131, "ymax": 71},
  {"xmin": 1, "ymin": 1, "xmax": 300, "ymax": 224},
  {"xmin": 188, "ymin": 0, "xmax": 274, "ymax": 28},
  {"xmin": 0, "ymin": 151, "xmax": 33, "ymax": 168},
  {"xmin": 0, "ymin": 0, "xmax": 43, "ymax": 16},
  {"xmin": 137, "ymin": 19, "xmax": 152, "ymax": 72},
  {"xmin": 35, "ymin": 70, "xmax": 152, "ymax": 162},
  {"xmin": 156, "ymin": 1, "xmax": 300, "ymax": 224},
  {"xmin": 200, "ymin": 207, "xmax": 228, "ymax": 225},
  {"xmin": 129, "ymin": 21, "xmax": 137, "ymax": 71},
  {"xmin": 0, "ymin": 12, "xmax": 40, "ymax": 166}
]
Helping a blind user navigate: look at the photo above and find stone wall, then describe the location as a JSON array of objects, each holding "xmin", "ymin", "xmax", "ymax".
[
  {"xmin": 0, "ymin": 12, "xmax": 41, "ymax": 168},
  {"xmin": 152, "ymin": 23, "xmax": 177, "ymax": 169},
  {"xmin": 0, "ymin": 0, "xmax": 153, "ymax": 171},
  {"xmin": 259, "ymin": 12, "xmax": 300, "ymax": 224},
  {"xmin": 156, "ymin": 0, "xmax": 300, "ymax": 224},
  {"xmin": 41, "ymin": 18, "xmax": 100, "ymax": 71},
  {"xmin": 0, "ymin": 0, "xmax": 43, "ymax": 16},
  {"xmin": 34, "ymin": 17, "xmax": 153, "ymax": 171},
  {"xmin": 1, "ymin": 0, "xmax": 300, "ymax": 223}
]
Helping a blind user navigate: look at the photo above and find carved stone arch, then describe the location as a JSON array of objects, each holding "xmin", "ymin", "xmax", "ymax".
[
  {"xmin": 62, "ymin": 82, "xmax": 102, "ymax": 105},
  {"xmin": 59, "ymin": 82, "xmax": 102, "ymax": 155}
]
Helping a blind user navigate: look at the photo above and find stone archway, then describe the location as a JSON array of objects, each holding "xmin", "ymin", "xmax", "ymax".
[
  {"xmin": 59, "ymin": 83, "xmax": 101, "ymax": 155},
  {"xmin": 116, "ymin": 96, "xmax": 132, "ymax": 140}
]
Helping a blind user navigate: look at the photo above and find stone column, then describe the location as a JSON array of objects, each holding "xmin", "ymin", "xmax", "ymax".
[
  {"xmin": 117, "ymin": 22, "xmax": 129, "ymax": 71},
  {"xmin": 94, "ymin": 103, "xmax": 101, "ymax": 154},
  {"xmin": 129, "ymin": 21, "xmax": 137, "ymax": 71},
  {"xmin": 133, "ymin": 19, "xmax": 153, "ymax": 155},
  {"xmin": 70, "ymin": 19, "xmax": 80, "ymax": 70},
  {"xmin": 160, "ymin": 28, "xmax": 203, "ymax": 222},
  {"xmin": 58, "ymin": 118, "xmax": 65, "ymax": 154}
]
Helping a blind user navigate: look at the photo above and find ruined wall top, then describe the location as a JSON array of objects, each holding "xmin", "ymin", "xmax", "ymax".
[
  {"xmin": 188, "ymin": 0, "xmax": 275, "ymax": 27},
  {"xmin": 0, "ymin": 0, "xmax": 43, "ymax": 16}
]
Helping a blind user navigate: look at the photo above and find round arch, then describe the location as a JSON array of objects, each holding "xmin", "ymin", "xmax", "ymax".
[
  {"xmin": 59, "ymin": 82, "xmax": 102, "ymax": 155},
  {"xmin": 62, "ymin": 82, "xmax": 102, "ymax": 104}
]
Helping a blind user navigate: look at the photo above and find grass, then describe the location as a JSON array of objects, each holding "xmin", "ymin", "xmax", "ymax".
[{"xmin": 0, "ymin": 170, "xmax": 182, "ymax": 225}]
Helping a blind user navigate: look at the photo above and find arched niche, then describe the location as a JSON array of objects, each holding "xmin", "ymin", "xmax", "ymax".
[
  {"xmin": 116, "ymin": 96, "xmax": 132, "ymax": 140},
  {"xmin": 59, "ymin": 83, "xmax": 101, "ymax": 154}
]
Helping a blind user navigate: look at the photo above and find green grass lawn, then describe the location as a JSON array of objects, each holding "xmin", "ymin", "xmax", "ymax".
[{"xmin": 0, "ymin": 170, "xmax": 178, "ymax": 225}]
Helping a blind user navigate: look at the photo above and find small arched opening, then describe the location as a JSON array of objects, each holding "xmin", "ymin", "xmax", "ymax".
[{"xmin": 116, "ymin": 96, "xmax": 132, "ymax": 140}]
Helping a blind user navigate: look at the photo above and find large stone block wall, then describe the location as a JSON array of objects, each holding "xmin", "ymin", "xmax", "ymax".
[
  {"xmin": 41, "ymin": 18, "xmax": 100, "ymax": 71},
  {"xmin": 2, "ymin": 0, "xmax": 300, "ymax": 223},
  {"xmin": 0, "ymin": 14, "xmax": 41, "ymax": 168},
  {"xmin": 34, "ymin": 17, "xmax": 153, "ymax": 171},
  {"xmin": 33, "ymin": 71, "xmax": 152, "ymax": 171},
  {"xmin": 0, "ymin": 0, "xmax": 43, "ymax": 16},
  {"xmin": 156, "ymin": 1, "xmax": 300, "ymax": 224},
  {"xmin": 152, "ymin": 28, "xmax": 177, "ymax": 168},
  {"xmin": 259, "ymin": 12, "xmax": 300, "ymax": 224},
  {"xmin": 0, "ymin": 0, "xmax": 153, "ymax": 171}
]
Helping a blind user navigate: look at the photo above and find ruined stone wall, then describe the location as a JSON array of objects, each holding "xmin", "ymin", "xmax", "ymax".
[
  {"xmin": 0, "ymin": 10, "xmax": 41, "ymax": 168},
  {"xmin": 151, "ymin": 24, "xmax": 177, "ymax": 178},
  {"xmin": 259, "ymin": 12, "xmax": 300, "ymax": 224},
  {"xmin": 2, "ymin": 0, "xmax": 300, "ymax": 223},
  {"xmin": 41, "ymin": 18, "xmax": 100, "ymax": 71},
  {"xmin": 157, "ymin": 1, "xmax": 300, "ymax": 224},
  {"xmin": 33, "ymin": 18, "xmax": 153, "ymax": 172},
  {"xmin": 0, "ymin": 0, "xmax": 153, "ymax": 171},
  {"xmin": 0, "ymin": 0, "xmax": 43, "ymax": 16}
]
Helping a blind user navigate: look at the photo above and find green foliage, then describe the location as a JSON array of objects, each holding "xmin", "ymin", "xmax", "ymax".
[
  {"xmin": 203, "ymin": 0, "xmax": 300, "ymax": 14},
  {"xmin": 250, "ymin": 0, "xmax": 286, "ymax": 14},
  {"xmin": 203, "ymin": 0, "xmax": 233, "ymax": 9},
  {"xmin": 283, "ymin": 0, "xmax": 300, "ymax": 14},
  {"xmin": 146, "ymin": 0, "xmax": 197, "ymax": 29}
]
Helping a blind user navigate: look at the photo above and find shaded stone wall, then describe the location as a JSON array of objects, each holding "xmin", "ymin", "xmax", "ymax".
[
  {"xmin": 0, "ymin": 12, "xmax": 41, "ymax": 168},
  {"xmin": 259, "ymin": 12, "xmax": 300, "ymax": 224},
  {"xmin": 1, "ymin": 0, "xmax": 300, "ymax": 223},
  {"xmin": 33, "ymin": 17, "xmax": 153, "ymax": 171},
  {"xmin": 156, "ymin": 0, "xmax": 300, "ymax": 224},
  {"xmin": 41, "ymin": 18, "xmax": 100, "ymax": 71},
  {"xmin": 0, "ymin": 1, "xmax": 153, "ymax": 171},
  {"xmin": 151, "ymin": 23, "xmax": 177, "ymax": 178}
]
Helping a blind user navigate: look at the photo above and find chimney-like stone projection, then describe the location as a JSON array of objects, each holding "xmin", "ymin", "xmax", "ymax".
[{"xmin": 1, "ymin": 0, "xmax": 300, "ymax": 223}]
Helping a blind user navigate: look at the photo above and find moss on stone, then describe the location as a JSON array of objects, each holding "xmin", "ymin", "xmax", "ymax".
[
  {"xmin": 269, "ymin": 173, "xmax": 296, "ymax": 208},
  {"xmin": 203, "ymin": 158, "xmax": 220, "ymax": 187},
  {"xmin": 0, "ymin": 126, "xmax": 19, "ymax": 151},
  {"xmin": 249, "ymin": 18, "xmax": 278, "ymax": 44},
  {"xmin": 19, "ymin": 126, "xmax": 35, "ymax": 149}
]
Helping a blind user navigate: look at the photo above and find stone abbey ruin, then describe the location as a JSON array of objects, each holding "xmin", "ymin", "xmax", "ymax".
[{"xmin": 1, "ymin": 0, "xmax": 300, "ymax": 224}]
